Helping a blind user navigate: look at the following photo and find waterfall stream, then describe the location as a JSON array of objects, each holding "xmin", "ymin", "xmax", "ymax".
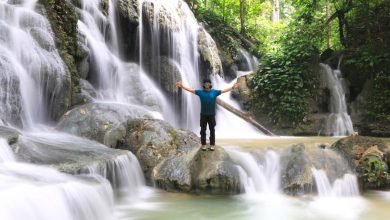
[
  {"xmin": 0, "ymin": 1, "xmax": 150, "ymax": 219},
  {"xmin": 312, "ymin": 168, "xmax": 359, "ymax": 197},
  {"xmin": 0, "ymin": 137, "xmax": 115, "ymax": 220},
  {"xmin": 0, "ymin": 0, "xmax": 69, "ymax": 129},
  {"xmin": 320, "ymin": 62, "xmax": 354, "ymax": 136},
  {"xmin": 138, "ymin": 0, "xmax": 263, "ymax": 137}
]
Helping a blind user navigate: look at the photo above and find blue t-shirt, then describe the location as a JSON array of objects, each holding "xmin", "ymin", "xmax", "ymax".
[{"xmin": 195, "ymin": 89, "xmax": 222, "ymax": 115}]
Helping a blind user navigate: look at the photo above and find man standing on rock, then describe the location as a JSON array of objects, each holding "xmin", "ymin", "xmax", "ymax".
[{"xmin": 176, "ymin": 79, "xmax": 239, "ymax": 151}]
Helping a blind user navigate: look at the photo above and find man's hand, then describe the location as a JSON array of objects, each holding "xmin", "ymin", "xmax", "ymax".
[
  {"xmin": 176, "ymin": 81, "xmax": 195, "ymax": 94},
  {"xmin": 222, "ymin": 82, "xmax": 240, "ymax": 94}
]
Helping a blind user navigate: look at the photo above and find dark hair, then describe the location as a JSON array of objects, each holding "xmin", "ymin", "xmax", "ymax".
[{"xmin": 202, "ymin": 79, "xmax": 212, "ymax": 89}]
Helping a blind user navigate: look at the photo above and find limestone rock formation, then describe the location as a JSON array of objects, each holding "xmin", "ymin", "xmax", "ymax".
[
  {"xmin": 198, "ymin": 27, "xmax": 223, "ymax": 77},
  {"xmin": 330, "ymin": 136, "xmax": 390, "ymax": 189}
]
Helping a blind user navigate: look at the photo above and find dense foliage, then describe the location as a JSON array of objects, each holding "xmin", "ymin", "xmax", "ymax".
[{"xmin": 191, "ymin": 0, "xmax": 389, "ymax": 128}]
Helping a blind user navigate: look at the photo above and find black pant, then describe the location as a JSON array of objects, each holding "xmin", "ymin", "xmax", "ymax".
[{"xmin": 200, "ymin": 114, "xmax": 216, "ymax": 145}]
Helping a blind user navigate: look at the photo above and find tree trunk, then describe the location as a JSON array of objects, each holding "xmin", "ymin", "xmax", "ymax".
[
  {"xmin": 240, "ymin": 0, "xmax": 245, "ymax": 35},
  {"xmin": 222, "ymin": 0, "xmax": 226, "ymax": 22},
  {"xmin": 216, "ymin": 98, "xmax": 275, "ymax": 136},
  {"xmin": 272, "ymin": 0, "xmax": 280, "ymax": 23},
  {"xmin": 326, "ymin": 0, "xmax": 332, "ymax": 48}
]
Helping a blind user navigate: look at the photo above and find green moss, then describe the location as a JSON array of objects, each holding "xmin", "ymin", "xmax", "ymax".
[
  {"xmin": 39, "ymin": 0, "xmax": 81, "ymax": 106},
  {"xmin": 169, "ymin": 129, "xmax": 181, "ymax": 149},
  {"xmin": 99, "ymin": 0, "xmax": 109, "ymax": 16}
]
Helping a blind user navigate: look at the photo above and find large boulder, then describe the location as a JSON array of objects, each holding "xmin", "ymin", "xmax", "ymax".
[
  {"xmin": 122, "ymin": 119, "xmax": 240, "ymax": 195},
  {"xmin": 56, "ymin": 103, "xmax": 240, "ymax": 194},
  {"xmin": 280, "ymin": 143, "xmax": 353, "ymax": 195},
  {"xmin": 6, "ymin": 130, "xmax": 142, "ymax": 191},
  {"xmin": 11, "ymin": 132, "xmax": 125, "ymax": 174},
  {"xmin": 121, "ymin": 118, "xmax": 199, "ymax": 181},
  {"xmin": 56, "ymin": 103, "xmax": 152, "ymax": 144},
  {"xmin": 330, "ymin": 136, "xmax": 389, "ymax": 169},
  {"xmin": 119, "ymin": 119, "xmax": 239, "ymax": 194},
  {"xmin": 330, "ymin": 136, "xmax": 390, "ymax": 189},
  {"xmin": 153, "ymin": 145, "xmax": 240, "ymax": 194},
  {"xmin": 189, "ymin": 146, "xmax": 240, "ymax": 194},
  {"xmin": 280, "ymin": 143, "xmax": 313, "ymax": 195},
  {"xmin": 197, "ymin": 27, "xmax": 223, "ymax": 77},
  {"xmin": 158, "ymin": 56, "xmax": 182, "ymax": 94}
]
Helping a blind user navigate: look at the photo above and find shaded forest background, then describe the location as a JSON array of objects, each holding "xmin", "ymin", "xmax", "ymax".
[{"xmin": 186, "ymin": 0, "xmax": 389, "ymax": 135}]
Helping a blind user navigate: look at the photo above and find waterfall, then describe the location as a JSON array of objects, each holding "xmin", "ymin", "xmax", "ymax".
[
  {"xmin": 85, "ymin": 152, "xmax": 146, "ymax": 196},
  {"xmin": 320, "ymin": 62, "xmax": 353, "ymax": 136},
  {"xmin": 311, "ymin": 168, "xmax": 359, "ymax": 197},
  {"xmin": 0, "ymin": 1, "xmax": 152, "ymax": 218},
  {"xmin": 138, "ymin": 0, "xmax": 263, "ymax": 137},
  {"xmin": 0, "ymin": 0, "xmax": 69, "ymax": 129},
  {"xmin": 0, "ymin": 163, "xmax": 115, "ymax": 220},
  {"xmin": 239, "ymin": 48, "xmax": 259, "ymax": 73},
  {"xmin": 0, "ymin": 136, "xmax": 115, "ymax": 220},
  {"xmin": 227, "ymin": 149, "xmax": 280, "ymax": 194},
  {"xmin": 18, "ymin": 131, "xmax": 146, "ymax": 197},
  {"xmin": 310, "ymin": 168, "xmax": 366, "ymax": 220},
  {"xmin": 77, "ymin": 0, "xmax": 173, "ymax": 120}
]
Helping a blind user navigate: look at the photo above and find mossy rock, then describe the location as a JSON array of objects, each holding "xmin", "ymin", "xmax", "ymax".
[
  {"xmin": 331, "ymin": 136, "xmax": 390, "ymax": 189},
  {"xmin": 39, "ymin": 0, "xmax": 81, "ymax": 107},
  {"xmin": 330, "ymin": 136, "xmax": 388, "ymax": 169}
]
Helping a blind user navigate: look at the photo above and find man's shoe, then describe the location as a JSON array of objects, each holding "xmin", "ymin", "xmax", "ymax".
[
  {"xmin": 209, "ymin": 145, "xmax": 215, "ymax": 151},
  {"xmin": 201, "ymin": 145, "xmax": 207, "ymax": 151}
]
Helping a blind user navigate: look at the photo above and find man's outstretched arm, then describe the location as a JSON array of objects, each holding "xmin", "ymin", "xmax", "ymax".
[
  {"xmin": 176, "ymin": 81, "xmax": 195, "ymax": 94},
  {"xmin": 221, "ymin": 82, "xmax": 240, "ymax": 94}
]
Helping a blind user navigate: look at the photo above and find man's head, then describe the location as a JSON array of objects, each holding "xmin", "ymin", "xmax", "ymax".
[{"xmin": 202, "ymin": 79, "xmax": 212, "ymax": 90}]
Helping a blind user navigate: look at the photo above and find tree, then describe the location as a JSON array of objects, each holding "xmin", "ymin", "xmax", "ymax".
[
  {"xmin": 271, "ymin": 0, "xmax": 280, "ymax": 23},
  {"xmin": 326, "ymin": 0, "xmax": 332, "ymax": 48},
  {"xmin": 240, "ymin": 0, "xmax": 246, "ymax": 34}
]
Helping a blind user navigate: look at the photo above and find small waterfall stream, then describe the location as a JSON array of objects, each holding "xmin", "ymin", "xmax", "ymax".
[
  {"xmin": 227, "ymin": 149, "xmax": 280, "ymax": 195},
  {"xmin": 320, "ymin": 61, "xmax": 354, "ymax": 136},
  {"xmin": 312, "ymin": 168, "xmax": 359, "ymax": 197},
  {"xmin": 227, "ymin": 147, "xmax": 361, "ymax": 198}
]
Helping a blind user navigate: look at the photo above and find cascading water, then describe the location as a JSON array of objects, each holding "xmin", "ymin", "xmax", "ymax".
[
  {"xmin": 239, "ymin": 48, "xmax": 259, "ymax": 73},
  {"xmin": 320, "ymin": 61, "xmax": 354, "ymax": 136},
  {"xmin": 0, "ymin": 136, "xmax": 115, "ymax": 220},
  {"xmin": 138, "ymin": 0, "xmax": 263, "ymax": 137},
  {"xmin": 227, "ymin": 148, "xmax": 280, "ymax": 195},
  {"xmin": 311, "ymin": 168, "xmax": 359, "ymax": 197},
  {"xmin": 77, "ymin": 0, "xmax": 174, "ymax": 122},
  {"xmin": 0, "ymin": 1, "xmax": 151, "ymax": 219},
  {"xmin": 17, "ymin": 131, "xmax": 147, "ymax": 196},
  {"xmin": 310, "ymin": 168, "xmax": 366, "ymax": 219},
  {"xmin": 0, "ymin": 0, "xmax": 69, "ymax": 129}
]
